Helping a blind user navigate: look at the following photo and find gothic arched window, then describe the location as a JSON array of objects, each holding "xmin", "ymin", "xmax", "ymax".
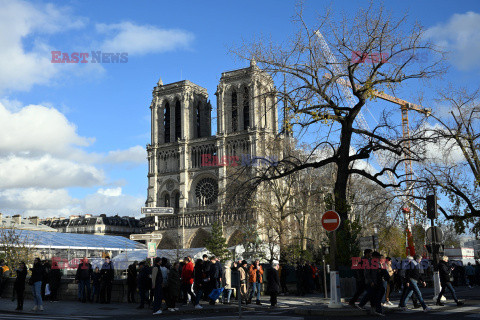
[
  {"xmin": 232, "ymin": 91, "xmax": 238, "ymax": 132},
  {"xmin": 164, "ymin": 102, "xmax": 170, "ymax": 143},
  {"xmin": 243, "ymin": 87, "xmax": 250, "ymax": 130},
  {"xmin": 175, "ymin": 100, "xmax": 181, "ymax": 140},
  {"xmin": 174, "ymin": 192, "xmax": 180, "ymax": 210}
]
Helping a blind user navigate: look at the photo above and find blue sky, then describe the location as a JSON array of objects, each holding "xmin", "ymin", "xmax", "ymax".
[{"xmin": 0, "ymin": 0, "xmax": 479, "ymax": 218}]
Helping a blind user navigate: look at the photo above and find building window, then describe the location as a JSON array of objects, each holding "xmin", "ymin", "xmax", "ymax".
[
  {"xmin": 175, "ymin": 100, "xmax": 181, "ymax": 140},
  {"xmin": 164, "ymin": 102, "xmax": 170, "ymax": 143},
  {"xmin": 164, "ymin": 193, "xmax": 170, "ymax": 207},
  {"xmin": 243, "ymin": 87, "xmax": 250, "ymax": 130},
  {"xmin": 232, "ymin": 91, "xmax": 238, "ymax": 132},
  {"xmin": 174, "ymin": 192, "xmax": 180, "ymax": 210},
  {"xmin": 195, "ymin": 178, "xmax": 218, "ymax": 205}
]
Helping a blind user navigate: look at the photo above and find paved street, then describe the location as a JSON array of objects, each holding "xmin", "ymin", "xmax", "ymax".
[{"xmin": 1, "ymin": 286, "xmax": 480, "ymax": 319}]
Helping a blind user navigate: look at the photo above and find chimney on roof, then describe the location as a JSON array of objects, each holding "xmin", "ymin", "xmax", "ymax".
[
  {"xmin": 28, "ymin": 216, "xmax": 39, "ymax": 226},
  {"xmin": 69, "ymin": 215, "xmax": 79, "ymax": 220},
  {"xmin": 85, "ymin": 214, "xmax": 92, "ymax": 218},
  {"xmin": 12, "ymin": 214, "xmax": 21, "ymax": 225}
]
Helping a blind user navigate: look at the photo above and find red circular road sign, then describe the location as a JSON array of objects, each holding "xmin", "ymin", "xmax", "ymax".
[{"xmin": 321, "ymin": 210, "xmax": 341, "ymax": 232}]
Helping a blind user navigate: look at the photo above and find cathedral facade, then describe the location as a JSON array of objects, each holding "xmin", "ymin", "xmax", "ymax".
[{"xmin": 145, "ymin": 61, "xmax": 279, "ymax": 249}]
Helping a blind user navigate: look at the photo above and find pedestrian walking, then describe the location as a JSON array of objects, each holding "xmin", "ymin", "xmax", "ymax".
[
  {"xmin": 239, "ymin": 260, "xmax": 249, "ymax": 304},
  {"xmin": 349, "ymin": 249, "xmax": 372, "ymax": 307},
  {"xmin": 137, "ymin": 261, "xmax": 150, "ymax": 309},
  {"xmin": 14, "ymin": 262, "xmax": 27, "ymax": 310},
  {"xmin": 357, "ymin": 252, "xmax": 390, "ymax": 316},
  {"xmin": 166, "ymin": 262, "xmax": 181, "ymax": 312},
  {"xmin": 29, "ymin": 257, "xmax": 44, "ymax": 312},
  {"xmin": 207, "ymin": 256, "xmax": 221, "ymax": 305},
  {"xmin": 267, "ymin": 262, "xmax": 281, "ymax": 307},
  {"xmin": 466, "ymin": 262, "xmax": 475, "ymax": 288},
  {"xmin": 127, "ymin": 261, "xmax": 138, "ymax": 303},
  {"xmin": 152, "ymin": 257, "xmax": 164, "ymax": 315},
  {"xmin": 248, "ymin": 259, "xmax": 263, "ymax": 305},
  {"xmin": 222, "ymin": 260, "xmax": 233, "ymax": 304},
  {"xmin": 436, "ymin": 256, "xmax": 464, "ymax": 306},
  {"xmin": 180, "ymin": 256, "xmax": 195, "ymax": 305},
  {"xmin": 193, "ymin": 258, "xmax": 205, "ymax": 309},
  {"xmin": 383, "ymin": 257, "xmax": 395, "ymax": 306},
  {"xmin": 399, "ymin": 254, "xmax": 431, "ymax": 312}
]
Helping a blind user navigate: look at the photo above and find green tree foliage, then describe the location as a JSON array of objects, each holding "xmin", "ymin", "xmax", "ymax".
[
  {"xmin": 205, "ymin": 222, "xmax": 231, "ymax": 260},
  {"xmin": 378, "ymin": 226, "xmax": 406, "ymax": 258}
]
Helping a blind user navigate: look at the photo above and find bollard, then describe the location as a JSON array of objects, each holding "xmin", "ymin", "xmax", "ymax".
[{"xmin": 328, "ymin": 271, "xmax": 342, "ymax": 308}]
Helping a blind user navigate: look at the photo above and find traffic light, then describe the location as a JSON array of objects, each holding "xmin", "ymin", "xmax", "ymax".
[{"xmin": 426, "ymin": 194, "xmax": 438, "ymax": 219}]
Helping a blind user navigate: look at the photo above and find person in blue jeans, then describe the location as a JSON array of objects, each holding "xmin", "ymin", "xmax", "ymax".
[
  {"xmin": 248, "ymin": 259, "xmax": 264, "ymax": 305},
  {"xmin": 399, "ymin": 255, "xmax": 431, "ymax": 312},
  {"xmin": 437, "ymin": 256, "xmax": 464, "ymax": 306},
  {"xmin": 30, "ymin": 258, "xmax": 44, "ymax": 312}
]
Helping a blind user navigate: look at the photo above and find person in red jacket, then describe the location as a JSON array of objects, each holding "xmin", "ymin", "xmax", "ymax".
[{"xmin": 180, "ymin": 257, "xmax": 196, "ymax": 305}]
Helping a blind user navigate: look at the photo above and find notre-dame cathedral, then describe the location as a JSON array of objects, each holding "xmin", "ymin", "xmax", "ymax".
[{"xmin": 144, "ymin": 61, "xmax": 280, "ymax": 249}]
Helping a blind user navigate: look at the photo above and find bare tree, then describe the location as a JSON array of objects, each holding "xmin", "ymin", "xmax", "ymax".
[
  {"xmin": 231, "ymin": 3, "xmax": 446, "ymax": 267},
  {"xmin": 418, "ymin": 86, "xmax": 479, "ymax": 232},
  {"xmin": 0, "ymin": 224, "xmax": 37, "ymax": 270}
]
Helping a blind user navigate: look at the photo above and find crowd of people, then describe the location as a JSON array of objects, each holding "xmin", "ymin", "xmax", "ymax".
[{"xmin": 349, "ymin": 249, "xmax": 466, "ymax": 316}]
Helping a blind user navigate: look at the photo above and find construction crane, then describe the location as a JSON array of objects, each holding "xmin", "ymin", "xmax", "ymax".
[{"xmin": 314, "ymin": 30, "xmax": 430, "ymax": 256}]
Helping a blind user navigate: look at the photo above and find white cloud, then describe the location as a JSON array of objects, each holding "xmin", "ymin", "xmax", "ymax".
[
  {"xmin": 82, "ymin": 188, "xmax": 144, "ymax": 217},
  {"xmin": 96, "ymin": 22, "xmax": 194, "ymax": 55},
  {"xmin": 97, "ymin": 187, "xmax": 122, "ymax": 197},
  {"xmin": 0, "ymin": 0, "xmax": 87, "ymax": 92},
  {"xmin": 103, "ymin": 145, "xmax": 146, "ymax": 164},
  {"xmin": 0, "ymin": 188, "xmax": 73, "ymax": 210},
  {"xmin": 425, "ymin": 11, "xmax": 480, "ymax": 70},
  {"xmin": 0, "ymin": 102, "xmax": 93, "ymax": 157},
  {"xmin": 0, "ymin": 187, "xmax": 144, "ymax": 218},
  {"xmin": 0, "ymin": 155, "xmax": 104, "ymax": 189}
]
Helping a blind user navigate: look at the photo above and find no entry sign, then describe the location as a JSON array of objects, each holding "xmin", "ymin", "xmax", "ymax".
[{"xmin": 322, "ymin": 210, "xmax": 341, "ymax": 232}]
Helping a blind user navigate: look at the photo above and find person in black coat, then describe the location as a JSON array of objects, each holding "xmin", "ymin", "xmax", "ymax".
[
  {"xmin": 14, "ymin": 262, "xmax": 27, "ymax": 310},
  {"xmin": 91, "ymin": 267, "xmax": 101, "ymax": 303},
  {"xmin": 99, "ymin": 256, "xmax": 114, "ymax": 304},
  {"xmin": 136, "ymin": 261, "xmax": 150, "ymax": 309},
  {"xmin": 437, "ymin": 256, "xmax": 463, "ymax": 306},
  {"xmin": 76, "ymin": 258, "xmax": 93, "ymax": 303},
  {"xmin": 127, "ymin": 261, "xmax": 138, "ymax": 303},
  {"xmin": 267, "ymin": 263, "xmax": 281, "ymax": 307},
  {"xmin": 48, "ymin": 261, "xmax": 62, "ymax": 301}
]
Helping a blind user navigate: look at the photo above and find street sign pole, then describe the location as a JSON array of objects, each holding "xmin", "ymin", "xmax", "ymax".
[{"xmin": 321, "ymin": 210, "xmax": 342, "ymax": 309}]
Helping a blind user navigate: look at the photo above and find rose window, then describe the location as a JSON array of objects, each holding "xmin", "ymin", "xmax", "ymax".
[{"xmin": 195, "ymin": 178, "xmax": 218, "ymax": 205}]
